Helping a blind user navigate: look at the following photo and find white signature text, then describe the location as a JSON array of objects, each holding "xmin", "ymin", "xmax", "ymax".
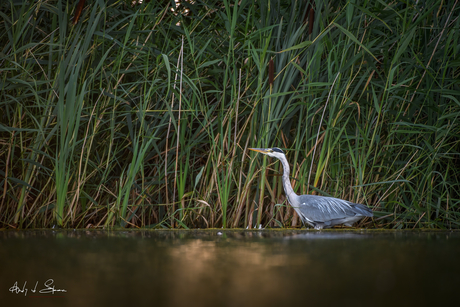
[{"xmin": 9, "ymin": 279, "xmax": 67, "ymax": 296}]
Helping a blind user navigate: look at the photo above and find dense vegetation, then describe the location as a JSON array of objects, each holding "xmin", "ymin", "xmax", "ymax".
[{"xmin": 1, "ymin": 0, "xmax": 459, "ymax": 229}]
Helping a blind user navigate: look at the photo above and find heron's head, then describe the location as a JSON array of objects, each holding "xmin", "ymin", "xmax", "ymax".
[{"xmin": 249, "ymin": 147, "xmax": 285, "ymax": 159}]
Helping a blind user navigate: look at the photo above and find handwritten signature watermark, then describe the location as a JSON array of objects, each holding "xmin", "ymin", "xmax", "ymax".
[{"xmin": 9, "ymin": 279, "xmax": 67, "ymax": 297}]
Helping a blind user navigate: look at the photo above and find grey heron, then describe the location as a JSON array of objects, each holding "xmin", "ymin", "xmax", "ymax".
[{"xmin": 249, "ymin": 147, "xmax": 373, "ymax": 229}]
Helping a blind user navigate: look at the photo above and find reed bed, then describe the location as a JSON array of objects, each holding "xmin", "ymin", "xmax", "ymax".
[{"xmin": 1, "ymin": 0, "xmax": 459, "ymax": 229}]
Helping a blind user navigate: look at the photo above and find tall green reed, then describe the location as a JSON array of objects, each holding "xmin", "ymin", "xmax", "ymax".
[{"xmin": 0, "ymin": 0, "xmax": 459, "ymax": 229}]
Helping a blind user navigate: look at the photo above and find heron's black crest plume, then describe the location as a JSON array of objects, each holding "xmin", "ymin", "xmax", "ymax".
[{"xmin": 271, "ymin": 147, "xmax": 284, "ymax": 154}]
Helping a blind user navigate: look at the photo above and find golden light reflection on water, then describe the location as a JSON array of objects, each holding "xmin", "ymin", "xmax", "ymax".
[{"xmin": 165, "ymin": 238, "xmax": 301, "ymax": 306}]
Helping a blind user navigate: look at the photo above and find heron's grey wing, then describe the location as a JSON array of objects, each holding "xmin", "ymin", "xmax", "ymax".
[{"xmin": 296, "ymin": 195, "xmax": 373, "ymax": 224}]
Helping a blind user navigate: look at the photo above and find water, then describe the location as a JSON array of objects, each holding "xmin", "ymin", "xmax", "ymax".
[{"xmin": 1, "ymin": 230, "xmax": 459, "ymax": 306}]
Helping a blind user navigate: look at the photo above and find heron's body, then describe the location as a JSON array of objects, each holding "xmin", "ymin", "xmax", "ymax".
[{"xmin": 249, "ymin": 147, "xmax": 373, "ymax": 229}]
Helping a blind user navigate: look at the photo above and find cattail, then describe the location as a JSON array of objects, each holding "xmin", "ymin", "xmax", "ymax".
[{"xmin": 73, "ymin": 0, "xmax": 86, "ymax": 25}]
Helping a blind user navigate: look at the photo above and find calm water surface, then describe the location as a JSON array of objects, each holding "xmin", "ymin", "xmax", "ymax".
[{"xmin": 1, "ymin": 230, "xmax": 459, "ymax": 306}]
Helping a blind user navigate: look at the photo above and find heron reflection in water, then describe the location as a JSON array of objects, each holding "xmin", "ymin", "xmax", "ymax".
[{"xmin": 249, "ymin": 148, "xmax": 373, "ymax": 230}]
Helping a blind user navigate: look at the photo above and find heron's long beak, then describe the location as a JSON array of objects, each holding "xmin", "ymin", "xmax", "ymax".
[{"xmin": 248, "ymin": 148, "xmax": 269, "ymax": 154}]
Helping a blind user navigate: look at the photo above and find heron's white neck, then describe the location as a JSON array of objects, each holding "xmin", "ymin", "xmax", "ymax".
[{"xmin": 278, "ymin": 155, "xmax": 297, "ymax": 205}]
